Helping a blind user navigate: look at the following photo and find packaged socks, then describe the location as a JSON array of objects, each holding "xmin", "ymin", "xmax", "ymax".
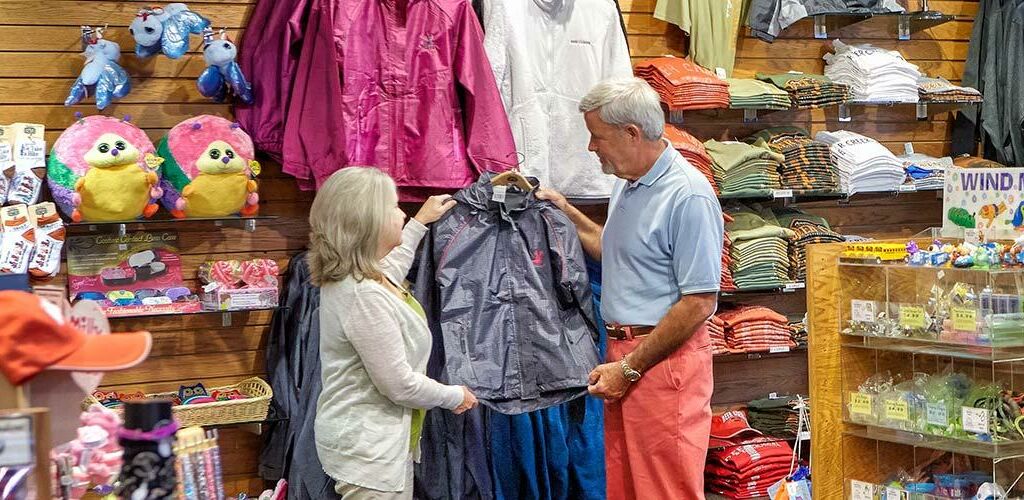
[
  {"xmin": 8, "ymin": 123, "xmax": 46, "ymax": 206},
  {"xmin": 29, "ymin": 202, "xmax": 63, "ymax": 278},
  {"xmin": 0, "ymin": 204, "xmax": 35, "ymax": 274}
]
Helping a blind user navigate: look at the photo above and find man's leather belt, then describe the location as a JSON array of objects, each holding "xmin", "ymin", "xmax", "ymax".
[{"xmin": 606, "ymin": 324, "xmax": 655, "ymax": 340}]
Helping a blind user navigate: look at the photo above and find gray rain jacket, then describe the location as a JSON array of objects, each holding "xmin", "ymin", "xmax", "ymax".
[{"xmin": 413, "ymin": 173, "xmax": 599, "ymax": 415}]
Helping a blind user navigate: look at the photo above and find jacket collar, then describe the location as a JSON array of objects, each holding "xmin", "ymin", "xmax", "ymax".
[{"xmin": 533, "ymin": 0, "xmax": 566, "ymax": 15}]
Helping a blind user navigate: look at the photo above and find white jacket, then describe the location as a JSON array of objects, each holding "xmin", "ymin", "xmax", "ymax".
[{"xmin": 483, "ymin": 0, "xmax": 632, "ymax": 198}]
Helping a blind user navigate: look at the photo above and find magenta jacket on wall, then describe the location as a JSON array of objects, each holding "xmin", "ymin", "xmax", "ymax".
[
  {"xmin": 282, "ymin": 0, "xmax": 518, "ymax": 193},
  {"xmin": 235, "ymin": 0, "xmax": 312, "ymax": 164}
]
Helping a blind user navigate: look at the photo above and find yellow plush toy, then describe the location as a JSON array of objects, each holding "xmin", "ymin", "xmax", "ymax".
[
  {"xmin": 178, "ymin": 140, "xmax": 258, "ymax": 217},
  {"xmin": 74, "ymin": 133, "xmax": 162, "ymax": 222}
]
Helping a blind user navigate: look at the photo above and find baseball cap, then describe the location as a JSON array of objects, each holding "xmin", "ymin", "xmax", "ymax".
[
  {"xmin": 710, "ymin": 409, "xmax": 764, "ymax": 447},
  {"xmin": 0, "ymin": 291, "xmax": 152, "ymax": 385}
]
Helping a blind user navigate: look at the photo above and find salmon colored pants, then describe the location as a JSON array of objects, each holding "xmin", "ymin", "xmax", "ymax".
[{"xmin": 605, "ymin": 325, "xmax": 714, "ymax": 500}]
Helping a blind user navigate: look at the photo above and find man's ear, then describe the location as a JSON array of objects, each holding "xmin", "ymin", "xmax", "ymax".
[{"xmin": 624, "ymin": 124, "xmax": 642, "ymax": 141}]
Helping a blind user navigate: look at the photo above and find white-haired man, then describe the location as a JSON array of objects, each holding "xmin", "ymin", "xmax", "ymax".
[{"xmin": 538, "ymin": 77, "xmax": 723, "ymax": 499}]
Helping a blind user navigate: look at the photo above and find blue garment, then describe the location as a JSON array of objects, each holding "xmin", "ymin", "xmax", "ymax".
[{"xmin": 602, "ymin": 142, "xmax": 724, "ymax": 326}]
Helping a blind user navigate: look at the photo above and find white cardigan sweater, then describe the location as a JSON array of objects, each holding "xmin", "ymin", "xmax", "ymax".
[{"xmin": 314, "ymin": 220, "xmax": 464, "ymax": 492}]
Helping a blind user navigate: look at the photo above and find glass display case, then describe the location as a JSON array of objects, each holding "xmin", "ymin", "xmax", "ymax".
[{"xmin": 832, "ymin": 251, "xmax": 1024, "ymax": 498}]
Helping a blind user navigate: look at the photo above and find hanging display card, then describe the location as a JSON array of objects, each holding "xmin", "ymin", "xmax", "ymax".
[{"xmin": 943, "ymin": 166, "xmax": 1024, "ymax": 239}]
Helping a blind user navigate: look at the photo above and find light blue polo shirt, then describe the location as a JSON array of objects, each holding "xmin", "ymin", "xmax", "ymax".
[{"xmin": 601, "ymin": 141, "xmax": 724, "ymax": 326}]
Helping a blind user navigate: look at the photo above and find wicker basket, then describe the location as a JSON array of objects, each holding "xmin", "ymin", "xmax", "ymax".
[{"xmin": 84, "ymin": 377, "xmax": 273, "ymax": 428}]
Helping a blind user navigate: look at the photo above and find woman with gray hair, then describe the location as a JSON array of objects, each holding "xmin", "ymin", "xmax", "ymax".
[{"xmin": 307, "ymin": 167, "xmax": 478, "ymax": 499}]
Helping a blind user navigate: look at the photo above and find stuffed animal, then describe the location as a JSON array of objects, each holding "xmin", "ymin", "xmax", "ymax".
[
  {"xmin": 47, "ymin": 116, "xmax": 164, "ymax": 222},
  {"xmin": 1012, "ymin": 201, "xmax": 1024, "ymax": 231},
  {"xmin": 65, "ymin": 27, "xmax": 131, "ymax": 110},
  {"xmin": 158, "ymin": 115, "xmax": 260, "ymax": 218},
  {"xmin": 197, "ymin": 29, "xmax": 253, "ymax": 104},
  {"xmin": 129, "ymin": 3, "xmax": 211, "ymax": 59}
]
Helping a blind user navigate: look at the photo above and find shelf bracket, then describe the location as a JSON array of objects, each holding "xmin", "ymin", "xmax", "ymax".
[
  {"xmin": 838, "ymin": 103, "xmax": 852, "ymax": 122},
  {"xmin": 814, "ymin": 15, "xmax": 827, "ymax": 39},
  {"xmin": 668, "ymin": 109, "xmax": 685, "ymax": 124},
  {"xmin": 897, "ymin": 14, "xmax": 911, "ymax": 40},
  {"xmin": 743, "ymin": 109, "xmax": 758, "ymax": 123},
  {"xmin": 221, "ymin": 312, "xmax": 232, "ymax": 327},
  {"xmin": 916, "ymin": 102, "xmax": 928, "ymax": 120},
  {"xmin": 117, "ymin": 224, "xmax": 127, "ymax": 238},
  {"xmin": 244, "ymin": 219, "xmax": 257, "ymax": 233}
]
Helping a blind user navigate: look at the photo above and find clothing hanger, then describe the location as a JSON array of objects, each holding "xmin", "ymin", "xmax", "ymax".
[{"xmin": 490, "ymin": 152, "xmax": 534, "ymax": 191}]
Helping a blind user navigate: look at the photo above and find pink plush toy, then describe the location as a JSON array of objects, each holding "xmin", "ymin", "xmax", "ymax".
[{"xmin": 52, "ymin": 405, "xmax": 125, "ymax": 498}]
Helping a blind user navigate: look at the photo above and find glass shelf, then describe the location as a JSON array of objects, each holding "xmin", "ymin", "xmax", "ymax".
[
  {"xmin": 811, "ymin": 11, "xmax": 956, "ymax": 41},
  {"xmin": 68, "ymin": 215, "xmax": 278, "ymax": 236},
  {"xmin": 844, "ymin": 422, "xmax": 1024, "ymax": 460},
  {"xmin": 843, "ymin": 333, "xmax": 1024, "ymax": 363}
]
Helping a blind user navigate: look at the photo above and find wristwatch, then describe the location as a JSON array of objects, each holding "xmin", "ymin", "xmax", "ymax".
[{"xmin": 620, "ymin": 356, "xmax": 642, "ymax": 382}]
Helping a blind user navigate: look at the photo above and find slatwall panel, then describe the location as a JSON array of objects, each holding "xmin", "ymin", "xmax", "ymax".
[
  {"xmin": 0, "ymin": 1, "xmax": 288, "ymax": 495},
  {"xmin": 0, "ymin": 0, "xmax": 974, "ymax": 492}
]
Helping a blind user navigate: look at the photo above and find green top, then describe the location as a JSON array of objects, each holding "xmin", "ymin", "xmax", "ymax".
[{"xmin": 402, "ymin": 290, "xmax": 428, "ymax": 452}]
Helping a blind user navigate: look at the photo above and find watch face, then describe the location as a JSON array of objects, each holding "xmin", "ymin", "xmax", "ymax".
[{"xmin": 626, "ymin": 371, "xmax": 641, "ymax": 382}]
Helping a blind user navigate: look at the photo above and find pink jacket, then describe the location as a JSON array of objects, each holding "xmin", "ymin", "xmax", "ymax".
[{"xmin": 284, "ymin": 0, "xmax": 518, "ymax": 192}]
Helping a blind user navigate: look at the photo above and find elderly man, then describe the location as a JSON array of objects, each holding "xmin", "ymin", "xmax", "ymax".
[{"xmin": 538, "ymin": 77, "xmax": 723, "ymax": 499}]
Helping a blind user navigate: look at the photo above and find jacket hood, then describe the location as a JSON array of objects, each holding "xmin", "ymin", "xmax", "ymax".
[{"xmin": 454, "ymin": 172, "xmax": 541, "ymax": 212}]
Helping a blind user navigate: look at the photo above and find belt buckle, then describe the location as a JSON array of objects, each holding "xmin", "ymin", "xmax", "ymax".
[{"xmin": 610, "ymin": 324, "xmax": 633, "ymax": 340}]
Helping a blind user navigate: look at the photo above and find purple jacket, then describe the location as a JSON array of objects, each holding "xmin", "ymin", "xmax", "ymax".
[
  {"xmin": 235, "ymin": 0, "xmax": 312, "ymax": 163},
  {"xmin": 284, "ymin": 0, "xmax": 518, "ymax": 192}
]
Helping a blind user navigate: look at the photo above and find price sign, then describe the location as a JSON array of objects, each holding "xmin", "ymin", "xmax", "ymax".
[
  {"xmin": 899, "ymin": 305, "xmax": 926, "ymax": 329},
  {"xmin": 926, "ymin": 403, "xmax": 949, "ymax": 427},
  {"xmin": 885, "ymin": 400, "xmax": 909, "ymax": 421},
  {"xmin": 769, "ymin": 346, "xmax": 791, "ymax": 353},
  {"xmin": 886, "ymin": 486, "xmax": 906, "ymax": 500},
  {"xmin": 773, "ymin": 189, "xmax": 794, "ymax": 199},
  {"xmin": 964, "ymin": 228, "xmax": 981, "ymax": 245},
  {"xmin": 852, "ymin": 300, "xmax": 877, "ymax": 323},
  {"xmin": 962, "ymin": 407, "xmax": 990, "ymax": 435},
  {"xmin": 850, "ymin": 393, "xmax": 873, "ymax": 415},
  {"xmin": 851, "ymin": 480, "xmax": 874, "ymax": 500},
  {"xmin": 952, "ymin": 307, "xmax": 977, "ymax": 332}
]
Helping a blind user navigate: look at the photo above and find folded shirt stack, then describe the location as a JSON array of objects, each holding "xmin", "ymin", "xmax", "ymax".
[
  {"xmin": 665, "ymin": 124, "xmax": 717, "ymax": 193},
  {"xmin": 918, "ymin": 76, "xmax": 983, "ymax": 103},
  {"xmin": 746, "ymin": 127, "xmax": 841, "ymax": 194},
  {"xmin": 747, "ymin": 395, "xmax": 811, "ymax": 438},
  {"xmin": 790, "ymin": 319, "xmax": 808, "ymax": 348},
  {"xmin": 725, "ymin": 204, "xmax": 794, "ymax": 291},
  {"xmin": 727, "ymin": 78, "xmax": 792, "ymax": 110},
  {"xmin": 824, "ymin": 40, "xmax": 921, "ymax": 102},
  {"xmin": 707, "ymin": 315, "xmax": 730, "ymax": 355},
  {"xmin": 772, "ymin": 207, "xmax": 845, "ymax": 280},
  {"xmin": 707, "ymin": 410, "xmax": 796, "ymax": 499},
  {"xmin": 815, "ymin": 130, "xmax": 905, "ymax": 195},
  {"xmin": 897, "ymin": 152, "xmax": 952, "ymax": 191},
  {"xmin": 756, "ymin": 72, "xmax": 852, "ymax": 109},
  {"xmin": 718, "ymin": 305, "xmax": 797, "ymax": 353},
  {"xmin": 705, "ymin": 140, "xmax": 784, "ymax": 199},
  {"xmin": 634, "ymin": 57, "xmax": 730, "ymax": 111}
]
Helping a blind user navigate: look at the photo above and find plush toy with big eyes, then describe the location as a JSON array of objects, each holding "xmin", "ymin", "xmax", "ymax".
[
  {"xmin": 197, "ymin": 29, "xmax": 253, "ymax": 104},
  {"xmin": 46, "ymin": 116, "xmax": 164, "ymax": 222},
  {"xmin": 65, "ymin": 27, "xmax": 131, "ymax": 110},
  {"xmin": 129, "ymin": 3, "xmax": 211, "ymax": 59},
  {"xmin": 157, "ymin": 115, "xmax": 260, "ymax": 218}
]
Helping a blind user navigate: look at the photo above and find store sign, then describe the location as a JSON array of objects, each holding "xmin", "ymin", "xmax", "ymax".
[
  {"xmin": 885, "ymin": 400, "xmax": 909, "ymax": 421},
  {"xmin": 850, "ymin": 480, "xmax": 874, "ymax": 500},
  {"xmin": 951, "ymin": 307, "xmax": 978, "ymax": 332},
  {"xmin": 898, "ymin": 305, "xmax": 926, "ymax": 329},
  {"xmin": 926, "ymin": 403, "xmax": 948, "ymax": 427},
  {"xmin": 851, "ymin": 300, "xmax": 877, "ymax": 323},
  {"xmin": 0, "ymin": 416, "xmax": 34, "ymax": 467},
  {"xmin": 942, "ymin": 166, "xmax": 1024, "ymax": 239},
  {"xmin": 962, "ymin": 407, "xmax": 990, "ymax": 435}
]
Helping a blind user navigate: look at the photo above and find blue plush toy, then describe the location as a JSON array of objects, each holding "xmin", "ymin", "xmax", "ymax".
[
  {"xmin": 197, "ymin": 29, "xmax": 254, "ymax": 104},
  {"xmin": 65, "ymin": 27, "xmax": 131, "ymax": 110},
  {"xmin": 130, "ymin": 3, "xmax": 211, "ymax": 59}
]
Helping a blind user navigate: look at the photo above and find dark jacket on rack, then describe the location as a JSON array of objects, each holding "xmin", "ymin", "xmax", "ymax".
[
  {"xmin": 412, "ymin": 173, "xmax": 600, "ymax": 415},
  {"xmin": 261, "ymin": 252, "xmax": 339, "ymax": 499}
]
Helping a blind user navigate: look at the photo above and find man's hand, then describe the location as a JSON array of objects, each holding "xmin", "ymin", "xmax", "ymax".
[
  {"xmin": 587, "ymin": 361, "xmax": 631, "ymax": 402},
  {"xmin": 535, "ymin": 188, "xmax": 568, "ymax": 211}
]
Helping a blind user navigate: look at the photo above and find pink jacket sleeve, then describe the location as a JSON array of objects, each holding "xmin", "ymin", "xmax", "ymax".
[
  {"xmin": 281, "ymin": 0, "xmax": 345, "ymax": 189},
  {"xmin": 452, "ymin": 1, "xmax": 518, "ymax": 174}
]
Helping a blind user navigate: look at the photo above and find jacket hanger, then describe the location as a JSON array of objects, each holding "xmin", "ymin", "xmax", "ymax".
[{"xmin": 490, "ymin": 152, "xmax": 534, "ymax": 191}]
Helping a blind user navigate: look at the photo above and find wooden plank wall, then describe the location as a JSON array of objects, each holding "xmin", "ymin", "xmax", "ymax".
[{"xmin": 0, "ymin": 0, "xmax": 972, "ymax": 494}]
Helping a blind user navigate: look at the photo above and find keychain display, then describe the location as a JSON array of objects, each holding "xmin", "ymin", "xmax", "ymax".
[
  {"xmin": 197, "ymin": 29, "xmax": 254, "ymax": 104},
  {"xmin": 65, "ymin": 26, "xmax": 131, "ymax": 110},
  {"xmin": 130, "ymin": 3, "xmax": 211, "ymax": 59}
]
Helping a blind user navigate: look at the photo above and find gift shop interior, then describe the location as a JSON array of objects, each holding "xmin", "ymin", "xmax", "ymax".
[{"xmin": 0, "ymin": 0, "xmax": 1021, "ymax": 499}]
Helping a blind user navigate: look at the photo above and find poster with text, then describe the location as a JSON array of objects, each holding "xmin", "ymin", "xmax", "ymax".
[{"xmin": 942, "ymin": 166, "xmax": 1024, "ymax": 240}]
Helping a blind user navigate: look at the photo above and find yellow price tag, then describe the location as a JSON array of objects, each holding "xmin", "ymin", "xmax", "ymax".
[
  {"xmin": 249, "ymin": 160, "xmax": 262, "ymax": 177},
  {"xmin": 850, "ymin": 392, "xmax": 873, "ymax": 415},
  {"xmin": 952, "ymin": 307, "xmax": 977, "ymax": 332},
  {"xmin": 885, "ymin": 400, "xmax": 909, "ymax": 421},
  {"xmin": 899, "ymin": 305, "xmax": 926, "ymax": 329}
]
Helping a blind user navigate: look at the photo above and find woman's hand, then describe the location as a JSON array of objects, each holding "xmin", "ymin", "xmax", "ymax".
[
  {"xmin": 452, "ymin": 386, "xmax": 478, "ymax": 415},
  {"xmin": 414, "ymin": 195, "xmax": 458, "ymax": 225}
]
